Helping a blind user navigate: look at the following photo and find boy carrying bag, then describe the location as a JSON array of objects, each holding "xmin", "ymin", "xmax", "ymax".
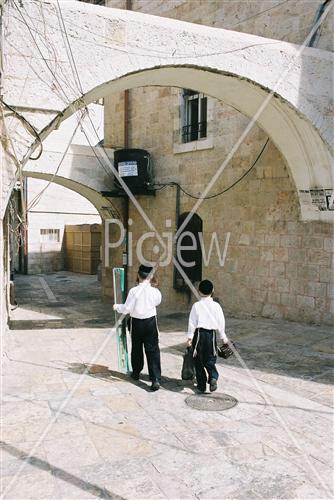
[{"xmin": 187, "ymin": 280, "xmax": 229, "ymax": 393}]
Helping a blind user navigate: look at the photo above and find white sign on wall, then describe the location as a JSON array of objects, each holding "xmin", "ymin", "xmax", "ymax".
[
  {"xmin": 118, "ymin": 161, "xmax": 138, "ymax": 177},
  {"xmin": 310, "ymin": 189, "xmax": 334, "ymax": 211},
  {"xmin": 300, "ymin": 189, "xmax": 334, "ymax": 211}
]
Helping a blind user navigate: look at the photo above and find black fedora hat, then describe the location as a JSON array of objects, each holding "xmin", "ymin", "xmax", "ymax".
[{"xmin": 138, "ymin": 264, "xmax": 153, "ymax": 278}]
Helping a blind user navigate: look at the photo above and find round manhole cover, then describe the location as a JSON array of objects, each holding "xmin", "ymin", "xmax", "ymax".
[{"xmin": 185, "ymin": 393, "xmax": 238, "ymax": 411}]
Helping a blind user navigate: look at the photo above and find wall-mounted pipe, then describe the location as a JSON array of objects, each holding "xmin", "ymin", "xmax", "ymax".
[
  {"xmin": 308, "ymin": 0, "xmax": 332, "ymax": 47},
  {"xmin": 123, "ymin": 0, "xmax": 132, "ymax": 296}
]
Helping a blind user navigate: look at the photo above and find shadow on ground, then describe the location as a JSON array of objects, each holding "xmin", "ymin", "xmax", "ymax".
[
  {"xmin": 1, "ymin": 441, "xmax": 124, "ymax": 500},
  {"xmin": 161, "ymin": 334, "xmax": 334, "ymax": 387},
  {"xmin": 10, "ymin": 272, "xmax": 333, "ymax": 387},
  {"xmin": 66, "ymin": 362, "xmax": 195, "ymax": 393}
]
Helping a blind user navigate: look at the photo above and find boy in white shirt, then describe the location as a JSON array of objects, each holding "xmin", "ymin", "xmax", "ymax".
[
  {"xmin": 187, "ymin": 280, "xmax": 228, "ymax": 393},
  {"xmin": 113, "ymin": 264, "xmax": 162, "ymax": 391}
]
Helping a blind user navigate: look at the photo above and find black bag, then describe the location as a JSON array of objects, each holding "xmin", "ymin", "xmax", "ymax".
[
  {"xmin": 181, "ymin": 347, "xmax": 195, "ymax": 380},
  {"xmin": 217, "ymin": 342, "xmax": 234, "ymax": 359}
]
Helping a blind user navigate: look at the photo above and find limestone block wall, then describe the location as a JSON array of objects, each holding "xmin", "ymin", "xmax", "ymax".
[
  {"xmin": 103, "ymin": 0, "xmax": 333, "ymax": 324},
  {"xmin": 117, "ymin": 130, "xmax": 333, "ymax": 324},
  {"xmin": 111, "ymin": 0, "xmax": 333, "ymax": 50}
]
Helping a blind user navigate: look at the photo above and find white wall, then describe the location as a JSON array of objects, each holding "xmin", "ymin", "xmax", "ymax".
[
  {"xmin": 26, "ymin": 103, "xmax": 103, "ymax": 274},
  {"xmin": 27, "ymin": 179, "xmax": 101, "ymax": 274},
  {"xmin": 43, "ymin": 103, "xmax": 104, "ymax": 148}
]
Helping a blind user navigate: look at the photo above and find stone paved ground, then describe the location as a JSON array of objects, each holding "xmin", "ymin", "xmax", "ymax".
[{"xmin": 2, "ymin": 272, "xmax": 333, "ymax": 499}]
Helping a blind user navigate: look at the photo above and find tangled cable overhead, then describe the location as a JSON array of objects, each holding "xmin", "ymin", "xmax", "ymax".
[
  {"xmin": 1, "ymin": 99, "xmax": 43, "ymax": 160},
  {"xmin": 7, "ymin": 0, "xmax": 270, "ymax": 218}
]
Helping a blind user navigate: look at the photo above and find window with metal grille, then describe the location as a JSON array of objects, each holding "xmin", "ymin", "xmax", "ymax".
[
  {"xmin": 182, "ymin": 90, "xmax": 207, "ymax": 143},
  {"xmin": 40, "ymin": 229, "xmax": 60, "ymax": 243}
]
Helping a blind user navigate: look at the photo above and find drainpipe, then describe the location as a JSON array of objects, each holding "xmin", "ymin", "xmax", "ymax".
[
  {"xmin": 123, "ymin": 0, "xmax": 132, "ymax": 296},
  {"xmin": 308, "ymin": 0, "xmax": 332, "ymax": 47},
  {"xmin": 0, "ymin": 2, "xmax": 4, "ymax": 100},
  {"xmin": 23, "ymin": 177, "xmax": 28, "ymax": 274},
  {"xmin": 172, "ymin": 184, "xmax": 181, "ymax": 290}
]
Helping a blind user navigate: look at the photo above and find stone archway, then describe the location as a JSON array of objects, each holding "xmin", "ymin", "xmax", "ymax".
[
  {"xmin": 3, "ymin": 0, "xmax": 333, "ymax": 222},
  {"xmin": 1, "ymin": 0, "xmax": 334, "ymax": 329}
]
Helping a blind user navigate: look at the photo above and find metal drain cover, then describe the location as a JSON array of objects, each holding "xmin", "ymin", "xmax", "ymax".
[{"xmin": 185, "ymin": 393, "xmax": 238, "ymax": 411}]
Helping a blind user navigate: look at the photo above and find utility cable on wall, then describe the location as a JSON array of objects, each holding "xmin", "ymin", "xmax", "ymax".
[
  {"xmin": 11, "ymin": 3, "xmax": 282, "ymax": 61},
  {"xmin": 27, "ymin": 116, "xmax": 84, "ymax": 211},
  {"xmin": 1, "ymin": 99, "xmax": 43, "ymax": 160},
  {"xmin": 44, "ymin": 0, "xmax": 271, "ymax": 207},
  {"xmin": 154, "ymin": 138, "xmax": 269, "ymax": 200},
  {"xmin": 11, "ymin": 0, "xmax": 269, "ymax": 217},
  {"xmin": 10, "ymin": 0, "xmax": 122, "ymax": 220}
]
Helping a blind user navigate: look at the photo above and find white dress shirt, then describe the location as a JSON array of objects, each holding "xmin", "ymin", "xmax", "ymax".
[
  {"xmin": 114, "ymin": 281, "xmax": 161, "ymax": 319},
  {"xmin": 187, "ymin": 297, "xmax": 228, "ymax": 342}
]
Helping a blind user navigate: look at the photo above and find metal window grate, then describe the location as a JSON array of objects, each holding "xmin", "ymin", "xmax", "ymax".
[
  {"xmin": 40, "ymin": 229, "xmax": 60, "ymax": 243},
  {"xmin": 182, "ymin": 90, "xmax": 207, "ymax": 143},
  {"xmin": 182, "ymin": 121, "xmax": 207, "ymax": 143}
]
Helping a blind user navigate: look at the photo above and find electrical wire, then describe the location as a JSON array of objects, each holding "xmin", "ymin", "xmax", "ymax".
[
  {"xmin": 27, "ymin": 115, "xmax": 84, "ymax": 211},
  {"xmin": 55, "ymin": 0, "xmax": 84, "ymax": 95},
  {"xmin": 16, "ymin": 0, "xmax": 269, "ymax": 216},
  {"xmin": 0, "ymin": 101, "xmax": 28, "ymax": 241},
  {"xmin": 53, "ymin": 0, "xmax": 123, "ymax": 219},
  {"xmin": 226, "ymin": 0, "xmax": 291, "ymax": 30},
  {"xmin": 154, "ymin": 138, "xmax": 269, "ymax": 200},
  {"xmin": 1, "ymin": 99, "xmax": 43, "ymax": 160},
  {"xmin": 9, "ymin": 0, "xmax": 121, "ymax": 220},
  {"xmin": 3, "ymin": 0, "xmax": 328, "ymax": 264},
  {"xmin": 10, "ymin": 4, "xmax": 282, "ymax": 61},
  {"xmin": 308, "ymin": 0, "xmax": 333, "ymax": 47},
  {"xmin": 8, "ymin": 1, "xmax": 272, "ymax": 217},
  {"xmin": 41, "ymin": 0, "xmax": 329, "ymax": 60},
  {"xmin": 11, "ymin": 2, "xmax": 78, "ymax": 105}
]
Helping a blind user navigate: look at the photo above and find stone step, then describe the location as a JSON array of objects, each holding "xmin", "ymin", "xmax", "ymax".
[{"xmin": 8, "ymin": 318, "xmax": 113, "ymax": 330}]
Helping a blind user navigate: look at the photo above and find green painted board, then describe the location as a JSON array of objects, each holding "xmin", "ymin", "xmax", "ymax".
[{"xmin": 113, "ymin": 267, "xmax": 130, "ymax": 373}]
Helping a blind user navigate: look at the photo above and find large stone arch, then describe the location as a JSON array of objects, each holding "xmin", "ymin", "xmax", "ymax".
[{"xmin": 4, "ymin": 0, "xmax": 333, "ymax": 221}]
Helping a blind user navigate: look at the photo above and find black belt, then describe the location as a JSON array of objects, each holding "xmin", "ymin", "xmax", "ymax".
[{"xmin": 195, "ymin": 328, "xmax": 215, "ymax": 334}]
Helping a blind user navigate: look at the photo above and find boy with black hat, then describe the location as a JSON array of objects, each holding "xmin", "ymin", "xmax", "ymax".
[
  {"xmin": 187, "ymin": 279, "xmax": 229, "ymax": 393},
  {"xmin": 113, "ymin": 264, "xmax": 162, "ymax": 391}
]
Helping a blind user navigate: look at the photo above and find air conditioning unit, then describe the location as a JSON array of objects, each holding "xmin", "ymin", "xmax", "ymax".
[{"xmin": 114, "ymin": 149, "xmax": 154, "ymax": 195}]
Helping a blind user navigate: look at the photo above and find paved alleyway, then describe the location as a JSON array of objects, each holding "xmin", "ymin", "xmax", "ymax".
[
  {"xmin": 9, "ymin": 272, "xmax": 113, "ymax": 330},
  {"xmin": 2, "ymin": 273, "xmax": 333, "ymax": 499}
]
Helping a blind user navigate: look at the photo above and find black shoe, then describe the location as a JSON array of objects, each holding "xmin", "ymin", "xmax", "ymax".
[
  {"xmin": 151, "ymin": 381, "xmax": 160, "ymax": 391},
  {"xmin": 210, "ymin": 379, "xmax": 217, "ymax": 392},
  {"xmin": 130, "ymin": 372, "xmax": 140, "ymax": 380},
  {"xmin": 196, "ymin": 386, "xmax": 206, "ymax": 394}
]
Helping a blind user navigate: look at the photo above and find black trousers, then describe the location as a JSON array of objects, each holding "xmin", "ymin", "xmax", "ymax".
[
  {"xmin": 193, "ymin": 328, "xmax": 218, "ymax": 391},
  {"xmin": 130, "ymin": 316, "xmax": 161, "ymax": 382}
]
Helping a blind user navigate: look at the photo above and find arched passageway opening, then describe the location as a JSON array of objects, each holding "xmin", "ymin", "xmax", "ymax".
[
  {"xmin": 9, "ymin": 178, "xmax": 116, "ymax": 330},
  {"xmin": 3, "ymin": 0, "xmax": 333, "ymax": 325}
]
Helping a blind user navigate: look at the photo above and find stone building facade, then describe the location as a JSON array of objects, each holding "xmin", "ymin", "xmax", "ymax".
[
  {"xmin": 1, "ymin": 0, "xmax": 333, "ymax": 330},
  {"xmin": 103, "ymin": 0, "xmax": 334, "ymax": 324}
]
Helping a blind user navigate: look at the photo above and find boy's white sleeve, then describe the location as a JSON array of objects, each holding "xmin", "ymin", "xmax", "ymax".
[
  {"xmin": 187, "ymin": 304, "xmax": 198, "ymax": 340},
  {"xmin": 153, "ymin": 288, "xmax": 162, "ymax": 306},
  {"xmin": 114, "ymin": 288, "xmax": 136, "ymax": 315},
  {"xmin": 217, "ymin": 305, "xmax": 228, "ymax": 343}
]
